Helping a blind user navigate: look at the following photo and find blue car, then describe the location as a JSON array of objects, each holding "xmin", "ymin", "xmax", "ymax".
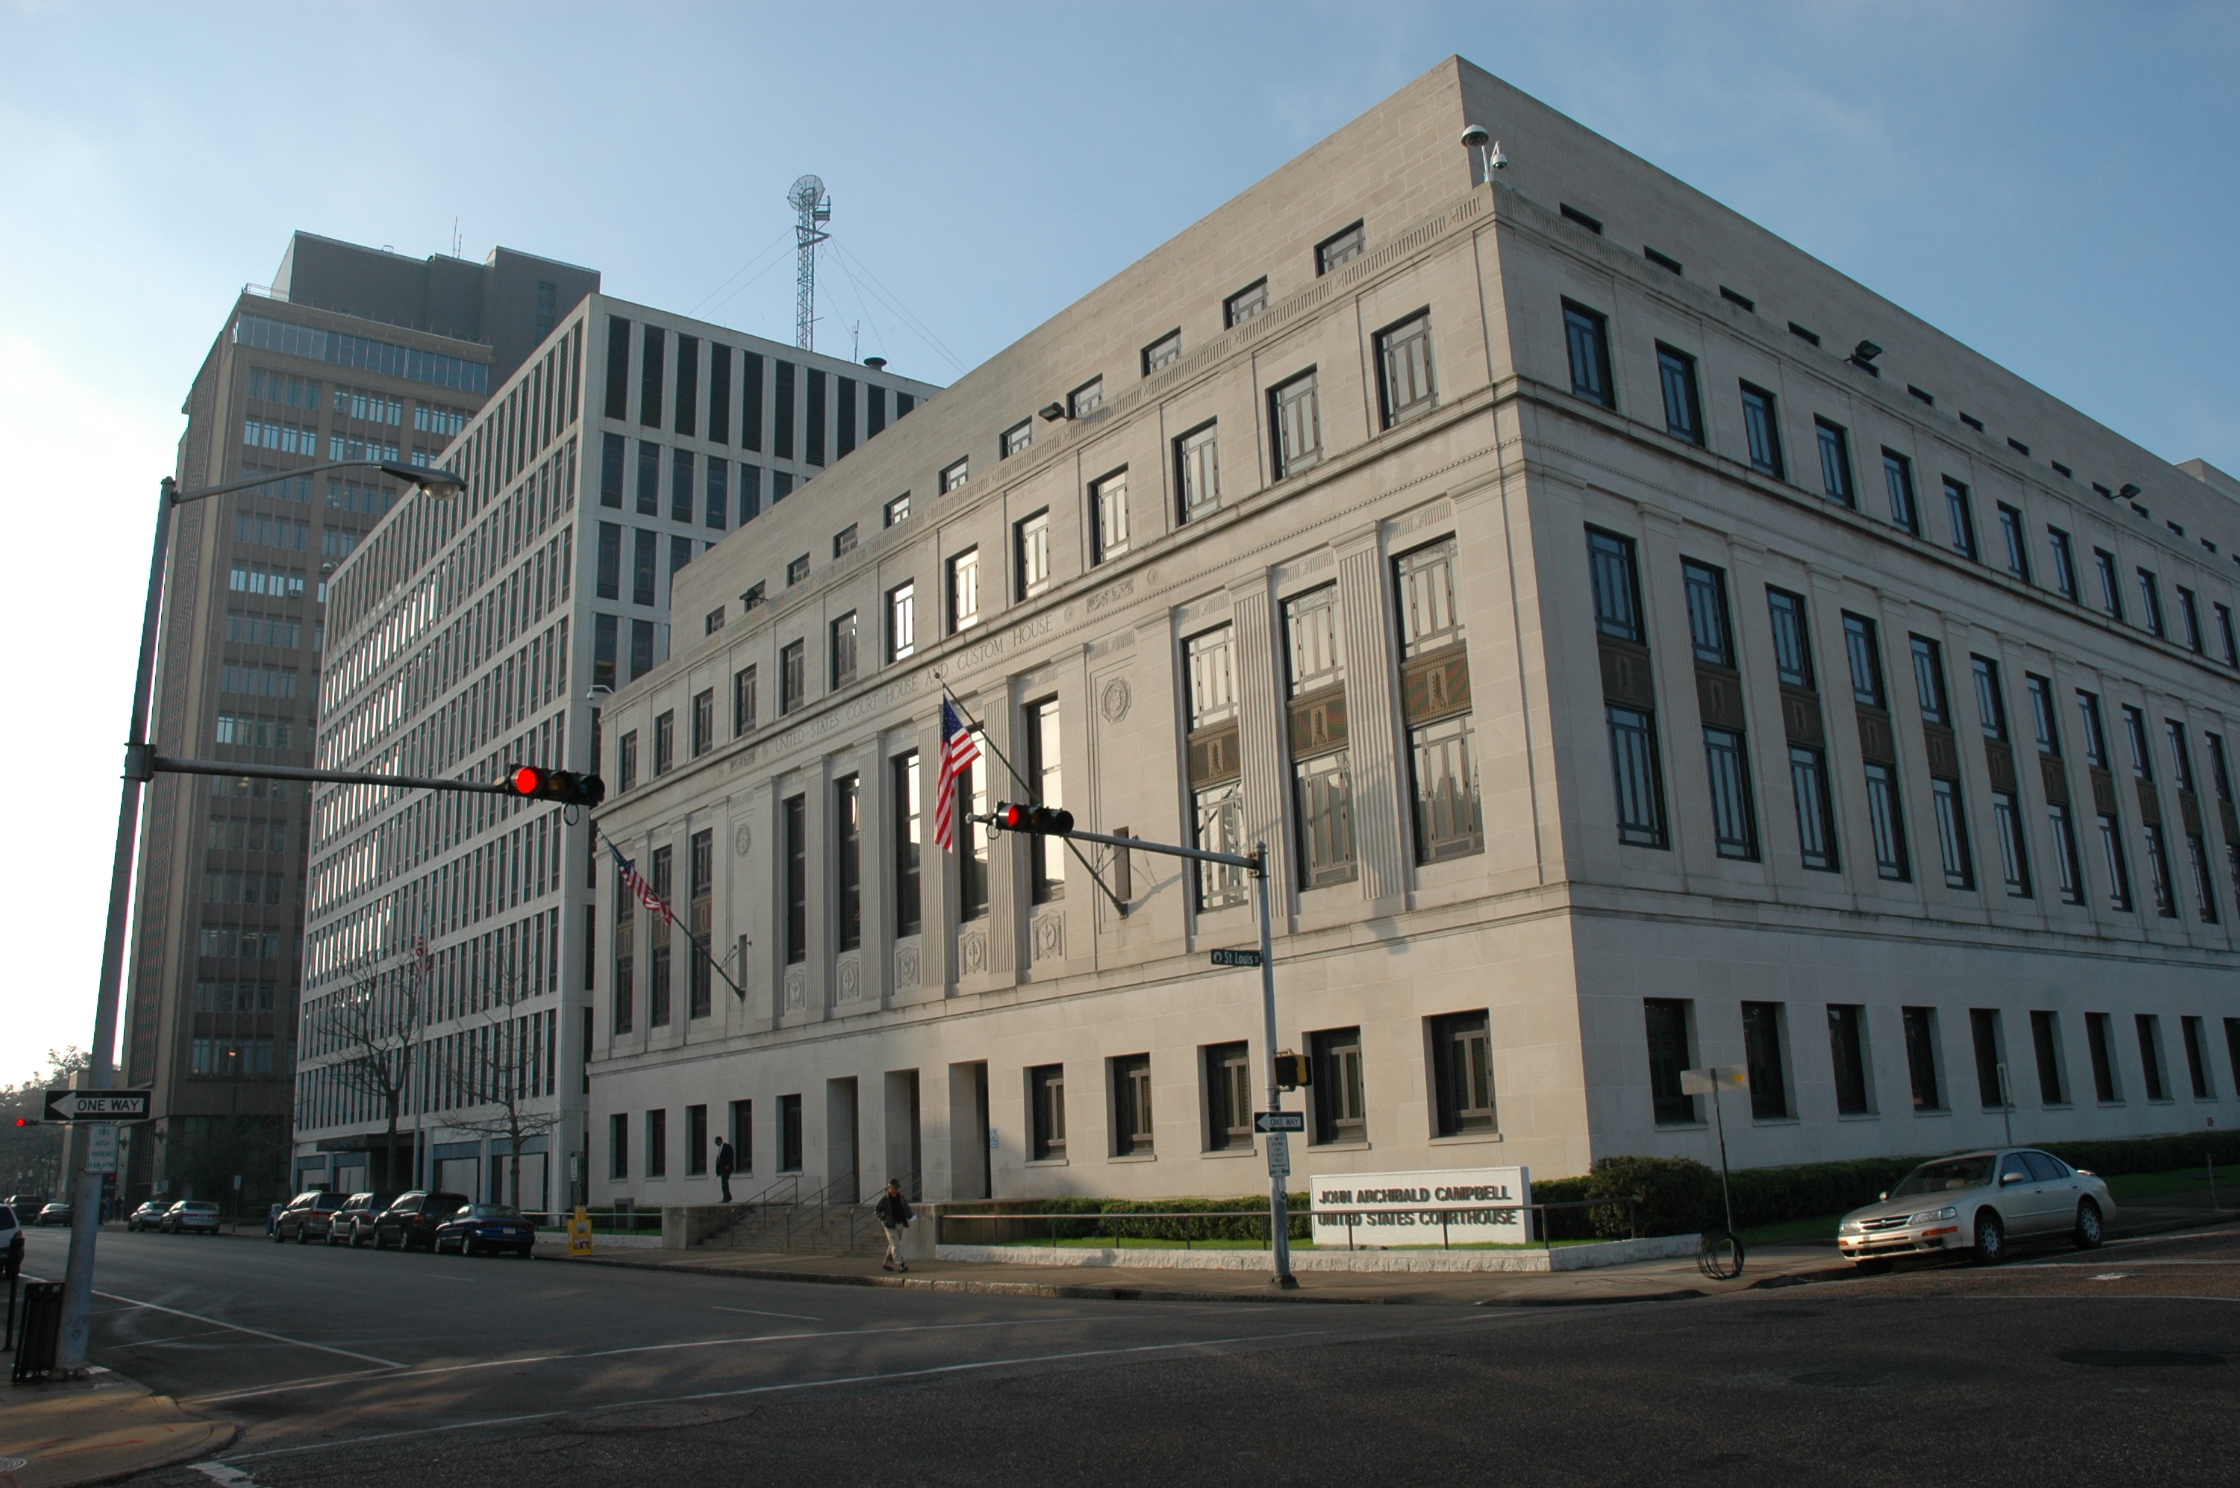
[{"xmin": 432, "ymin": 1203, "xmax": 537, "ymax": 1257}]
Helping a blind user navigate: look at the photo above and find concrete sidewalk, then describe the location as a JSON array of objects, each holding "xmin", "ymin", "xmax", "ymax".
[
  {"xmin": 542, "ymin": 1237, "xmax": 1849, "ymax": 1305},
  {"xmin": 0, "ymin": 1366, "xmax": 232, "ymax": 1488}
]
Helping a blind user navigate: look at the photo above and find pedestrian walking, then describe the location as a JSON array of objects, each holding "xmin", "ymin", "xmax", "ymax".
[
  {"xmin": 714, "ymin": 1136, "xmax": 736, "ymax": 1203},
  {"xmin": 874, "ymin": 1178, "xmax": 913, "ymax": 1271}
]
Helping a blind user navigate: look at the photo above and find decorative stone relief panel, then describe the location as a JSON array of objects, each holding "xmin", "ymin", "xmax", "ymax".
[
  {"xmin": 1030, "ymin": 910, "xmax": 1065, "ymax": 964},
  {"xmin": 958, "ymin": 926, "xmax": 988, "ymax": 976},
  {"xmin": 835, "ymin": 951, "xmax": 863, "ymax": 1003},
  {"xmin": 893, "ymin": 936, "xmax": 922, "ymax": 990},
  {"xmin": 782, "ymin": 964, "xmax": 807, "ymax": 1011}
]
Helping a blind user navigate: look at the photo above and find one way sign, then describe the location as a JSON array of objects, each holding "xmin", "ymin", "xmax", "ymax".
[{"xmin": 45, "ymin": 1090, "xmax": 152, "ymax": 1122}]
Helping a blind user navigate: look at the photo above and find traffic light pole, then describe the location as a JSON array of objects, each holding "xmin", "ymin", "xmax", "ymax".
[{"xmin": 985, "ymin": 819, "xmax": 1296, "ymax": 1288}]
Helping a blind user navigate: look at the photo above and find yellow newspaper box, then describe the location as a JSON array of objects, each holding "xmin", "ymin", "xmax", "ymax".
[{"xmin": 567, "ymin": 1206, "xmax": 594, "ymax": 1258}]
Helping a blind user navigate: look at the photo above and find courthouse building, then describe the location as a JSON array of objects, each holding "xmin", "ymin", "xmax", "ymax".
[
  {"xmin": 585, "ymin": 58, "xmax": 2240, "ymax": 1209},
  {"xmin": 292, "ymin": 295, "xmax": 937, "ymax": 1206}
]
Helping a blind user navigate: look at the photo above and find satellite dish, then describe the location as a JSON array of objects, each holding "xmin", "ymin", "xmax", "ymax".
[{"xmin": 788, "ymin": 174, "xmax": 826, "ymax": 212}]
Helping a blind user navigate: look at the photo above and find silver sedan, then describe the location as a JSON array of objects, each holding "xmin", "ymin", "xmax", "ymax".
[{"xmin": 1838, "ymin": 1148, "xmax": 2114, "ymax": 1266}]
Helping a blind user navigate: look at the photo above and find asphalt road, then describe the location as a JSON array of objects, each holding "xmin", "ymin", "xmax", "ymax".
[{"xmin": 24, "ymin": 1221, "xmax": 2240, "ymax": 1486}]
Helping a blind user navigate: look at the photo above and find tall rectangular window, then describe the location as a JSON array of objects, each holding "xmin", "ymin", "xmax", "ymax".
[
  {"xmin": 1882, "ymin": 450, "xmax": 1918, "ymax": 534},
  {"xmin": 1028, "ymin": 1064, "xmax": 1066, "ymax": 1161},
  {"xmin": 648, "ymin": 847, "xmax": 672, "ymax": 1027},
  {"xmin": 2048, "ymin": 527, "xmax": 2079, "ymax": 601},
  {"xmin": 1091, "ymin": 469, "xmax": 1130, "ymax": 563},
  {"xmin": 958, "ymin": 729, "xmax": 988, "ymax": 923},
  {"xmin": 2098, "ymin": 811, "xmax": 2133, "ymax": 910},
  {"xmin": 1992, "ymin": 791, "xmax": 2032, "ymax": 897},
  {"xmin": 1175, "ymin": 421, "xmax": 1220, "ymax": 522},
  {"xmin": 1396, "ymin": 538, "xmax": 1484, "ymax": 861},
  {"xmin": 1608, "ymin": 704, "xmax": 1668, "ymax": 848},
  {"xmin": 2027, "ymin": 674, "xmax": 2060, "ymax": 755},
  {"xmin": 782, "ymin": 795, "xmax": 807, "ymax": 966},
  {"xmin": 2177, "ymin": 588, "xmax": 2204, "ymax": 652},
  {"xmin": 1828, "ymin": 1005, "xmax": 1872, "ymax": 1115},
  {"xmin": 2086, "ymin": 1013, "xmax": 2121, "ymax": 1102},
  {"xmin": 1657, "ymin": 344, "xmax": 1702, "ymax": 443},
  {"xmin": 2182, "ymin": 1016, "xmax": 2214, "ymax": 1099},
  {"xmin": 636, "ymin": 439, "xmax": 660, "ymax": 515},
  {"xmin": 1376, "ymin": 311, "xmax": 1435, "ymax": 426},
  {"xmin": 2077, "ymin": 690, "xmax": 2109, "ymax": 769},
  {"xmin": 2187, "ymin": 832, "xmax": 2219, "ymax": 924},
  {"xmin": 1766, "ymin": 588, "xmax": 1814, "ymax": 688},
  {"xmin": 732, "ymin": 664, "xmax": 757, "ymax": 735},
  {"xmin": 2094, "ymin": 548, "xmax": 2123, "ymax": 619},
  {"xmin": 1903, "ymin": 1007, "xmax": 1944, "ymax": 1110},
  {"xmin": 691, "ymin": 688, "xmax": 713, "ymax": 757},
  {"xmin": 2030, "ymin": 1011, "xmax": 2068, "ymax": 1105},
  {"xmin": 611, "ymin": 856, "xmax": 635, "ymax": 1034},
  {"xmin": 1285, "ymin": 585, "xmax": 1355, "ymax": 887},
  {"xmin": 1110, "ymin": 1055, "xmax": 1153, "ymax": 1157},
  {"xmin": 689, "ymin": 829, "xmax": 713, "ymax": 1019},
  {"xmin": 1703, "ymin": 727, "xmax": 1758, "ymax": 860},
  {"xmin": 1815, "ymin": 418, "xmax": 1854, "ymax": 507},
  {"xmin": 1184, "ymin": 625, "xmax": 1248, "ymax": 908},
  {"xmin": 1843, "ymin": 613, "xmax": 1886, "ymax": 708},
  {"xmin": 604, "ymin": 316, "xmax": 631, "ymax": 420},
  {"xmin": 2136, "ymin": 1015, "xmax": 2169, "ymax": 1102},
  {"xmin": 779, "ymin": 639, "xmax": 806, "ymax": 714},
  {"xmin": 686, "ymin": 1104, "xmax": 708, "ymax": 1175},
  {"xmin": 1910, "ymin": 636, "xmax": 1948, "ymax": 724},
  {"xmin": 1587, "ymin": 528, "xmax": 1643, "ymax": 641},
  {"xmin": 707, "ymin": 343, "xmax": 731, "ymax": 445},
  {"xmin": 2137, "ymin": 569, "xmax": 2166, "ymax": 637},
  {"xmin": 1740, "ymin": 382, "xmax": 1784, "ymax": 478},
  {"xmin": 1682, "ymin": 560, "xmax": 1733, "ymax": 665},
  {"xmin": 1429, "ymin": 1011, "xmax": 1496, "ymax": 1135},
  {"xmin": 1206, "ymin": 1042, "xmax": 1253, "ymax": 1151},
  {"xmin": 653, "ymin": 711, "xmax": 675, "ymax": 776},
  {"xmin": 887, "ymin": 582, "xmax": 915, "ymax": 661},
  {"xmin": 834, "ymin": 774, "xmax": 862, "ymax": 952},
  {"xmin": 2143, "ymin": 823, "xmax": 2178, "ymax": 917},
  {"xmin": 639, "ymin": 326, "xmax": 664, "ymax": 427},
  {"xmin": 1789, "ymin": 745, "xmax": 1839, "ymax": 871},
  {"xmin": 1643, "ymin": 998, "xmax": 1697, "ymax": 1125},
  {"xmin": 1740, "ymin": 1002, "xmax": 1789, "ymax": 1119},
  {"xmin": 619, "ymin": 730, "xmax": 638, "ymax": 793},
  {"xmin": 1997, "ymin": 504, "xmax": 2030, "ymax": 581},
  {"xmin": 2217, "ymin": 603, "xmax": 2239, "ymax": 665},
  {"xmin": 1932, "ymin": 778, "xmax": 1974, "ymax": 889},
  {"xmin": 1270, "ymin": 372, "xmax": 1321, "ymax": 479},
  {"xmin": 608, "ymin": 1112, "xmax": 628, "ymax": 1178},
  {"xmin": 1864, "ymin": 762, "xmax": 1909, "ymax": 880},
  {"xmin": 892, "ymin": 751, "xmax": 922, "ymax": 938},
  {"xmin": 1563, "ymin": 301, "xmax": 1613, "ymax": 407},
  {"xmin": 601, "ymin": 431, "xmax": 625, "ymax": 508},
  {"xmin": 949, "ymin": 549, "xmax": 980, "ymax": 632},
  {"xmin": 632, "ymin": 527, "xmax": 656, "ymax": 605},
  {"xmin": 1970, "ymin": 1008, "xmax": 2007, "ymax": 1110},
  {"xmin": 671, "ymin": 447, "xmax": 694, "ymax": 523},
  {"xmin": 2122, "ymin": 705, "xmax": 2153, "ymax": 781},
  {"xmin": 2048, "ymin": 802, "xmax": 2085, "ymax": 904},
  {"xmin": 1943, "ymin": 478, "xmax": 1977, "ymax": 559},
  {"xmin": 778, "ymin": 1094, "xmax": 802, "ymax": 1171},
  {"xmin": 1015, "ymin": 509, "xmax": 1051, "ymax": 597},
  {"xmin": 1309, "ymin": 1027, "xmax": 1366, "ymax": 1146},
  {"xmin": 1972, "ymin": 656, "xmax": 2007, "ymax": 740},
  {"xmin": 1024, "ymin": 698, "xmax": 1065, "ymax": 904},
  {"xmin": 596, "ymin": 522, "xmax": 621, "ymax": 599},
  {"xmin": 2165, "ymin": 719, "xmax": 2196, "ymax": 794},
  {"xmin": 706, "ymin": 459, "xmax": 728, "ymax": 530},
  {"xmin": 830, "ymin": 611, "xmax": 858, "ymax": 690}
]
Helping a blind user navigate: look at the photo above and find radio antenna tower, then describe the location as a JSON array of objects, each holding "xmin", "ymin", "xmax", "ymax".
[{"xmin": 788, "ymin": 174, "xmax": 831, "ymax": 351}]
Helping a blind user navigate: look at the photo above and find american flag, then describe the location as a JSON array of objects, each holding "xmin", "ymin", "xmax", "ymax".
[
  {"xmin": 413, "ymin": 932, "xmax": 434, "ymax": 983},
  {"xmin": 609, "ymin": 840, "xmax": 676, "ymax": 924},
  {"xmin": 934, "ymin": 699, "xmax": 982, "ymax": 853}
]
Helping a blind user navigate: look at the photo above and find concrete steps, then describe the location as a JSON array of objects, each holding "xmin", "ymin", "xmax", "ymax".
[{"xmin": 698, "ymin": 1202, "xmax": 885, "ymax": 1256}]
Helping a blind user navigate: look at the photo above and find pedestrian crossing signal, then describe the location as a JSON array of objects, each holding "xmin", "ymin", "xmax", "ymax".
[
  {"xmin": 1273, "ymin": 1053, "xmax": 1311, "ymax": 1090},
  {"xmin": 506, "ymin": 765, "xmax": 606, "ymax": 808}
]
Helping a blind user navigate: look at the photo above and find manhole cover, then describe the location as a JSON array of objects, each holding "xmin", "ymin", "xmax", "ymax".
[
  {"xmin": 2058, "ymin": 1349, "xmax": 2224, "ymax": 1369},
  {"xmin": 551, "ymin": 1404, "xmax": 746, "ymax": 1435}
]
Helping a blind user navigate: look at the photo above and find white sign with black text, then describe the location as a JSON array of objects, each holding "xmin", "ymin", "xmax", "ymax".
[{"xmin": 1310, "ymin": 1166, "xmax": 1531, "ymax": 1248}]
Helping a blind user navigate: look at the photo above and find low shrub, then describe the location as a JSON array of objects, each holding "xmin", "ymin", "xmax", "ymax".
[{"xmin": 941, "ymin": 1193, "xmax": 1312, "ymax": 1244}]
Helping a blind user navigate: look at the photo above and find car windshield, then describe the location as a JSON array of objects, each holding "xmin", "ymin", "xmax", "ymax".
[
  {"xmin": 184, "ymin": 1203, "xmax": 219, "ymax": 1213},
  {"xmin": 1890, "ymin": 1155, "xmax": 1996, "ymax": 1197}
]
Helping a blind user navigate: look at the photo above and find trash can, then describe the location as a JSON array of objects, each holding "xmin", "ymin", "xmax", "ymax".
[{"xmin": 11, "ymin": 1281, "xmax": 63, "ymax": 1384}]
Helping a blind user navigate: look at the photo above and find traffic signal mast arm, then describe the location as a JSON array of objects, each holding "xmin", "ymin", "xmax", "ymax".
[
  {"xmin": 141, "ymin": 752, "xmax": 603, "ymax": 805},
  {"xmin": 984, "ymin": 806, "xmax": 1263, "ymax": 873}
]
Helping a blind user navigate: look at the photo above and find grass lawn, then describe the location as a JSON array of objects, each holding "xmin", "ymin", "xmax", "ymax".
[{"xmin": 2104, "ymin": 1163, "xmax": 2240, "ymax": 1201}]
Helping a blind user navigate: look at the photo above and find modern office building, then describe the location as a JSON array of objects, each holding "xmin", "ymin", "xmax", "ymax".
[
  {"xmin": 585, "ymin": 57, "xmax": 2240, "ymax": 1212},
  {"xmin": 291, "ymin": 299, "xmax": 938, "ymax": 1208},
  {"xmin": 122, "ymin": 234, "xmax": 600, "ymax": 1211}
]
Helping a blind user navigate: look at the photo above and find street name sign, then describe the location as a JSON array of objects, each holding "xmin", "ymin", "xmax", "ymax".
[
  {"xmin": 1679, "ymin": 1065, "xmax": 1748, "ymax": 1096},
  {"xmin": 1255, "ymin": 1111, "xmax": 1305, "ymax": 1133},
  {"xmin": 45, "ymin": 1090, "xmax": 151, "ymax": 1122},
  {"xmin": 1209, "ymin": 948, "xmax": 1263, "ymax": 968}
]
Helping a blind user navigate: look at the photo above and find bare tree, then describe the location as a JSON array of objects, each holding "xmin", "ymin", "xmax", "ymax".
[
  {"xmin": 0, "ymin": 1048, "xmax": 88, "ymax": 1198},
  {"xmin": 439, "ymin": 953, "xmax": 559, "ymax": 1214},
  {"xmin": 318, "ymin": 969, "xmax": 424, "ymax": 1192}
]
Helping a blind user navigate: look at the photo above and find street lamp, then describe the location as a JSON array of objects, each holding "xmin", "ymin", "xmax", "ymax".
[{"xmin": 55, "ymin": 457, "xmax": 464, "ymax": 1374}]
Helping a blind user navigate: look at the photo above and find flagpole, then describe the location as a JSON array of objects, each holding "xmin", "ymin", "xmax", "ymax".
[{"xmin": 935, "ymin": 683, "xmax": 1127, "ymax": 915}]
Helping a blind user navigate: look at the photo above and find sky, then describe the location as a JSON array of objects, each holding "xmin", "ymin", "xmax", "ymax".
[{"xmin": 1, "ymin": 1, "xmax": 2235, "ymax": 1082}]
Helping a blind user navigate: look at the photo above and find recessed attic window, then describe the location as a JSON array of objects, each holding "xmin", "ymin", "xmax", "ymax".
[
  {"xmin": 1788, "ymin": 322, "xmax": 1821, "ymax": 347},
  {"xmin": 1907, "ymin": 384, "xmax": 1935, "ymax": 406},
  {"xmin": 1644, "ymin": 246, "xmax": 1683, "ymax": 275},
  {"xmin": 2167, "ymin": 520, "xmax": 2186, "ymax": 538},
  {"xmin": 1719, "ymin": 286, "xmax": 1754, "ymax": 312},
  {"xmin": 2007, "ymin": 437, "xmax": 2031, "ymax": 456},
  {"xmin": 1960, "ymin": 413, "xmax": 1985, "ymax": 432},
  {"xmin": 2051, "ymin": 461, "xmax": 2073, "ymax": 478},
  {"xmin": 2093, "ymin": 483, "xmax": 2114, "ymax": 498},
  {"xmin": 2201, "ymin": 538, "xmax": 2217, "ymax": 555},
  {"xmin": 1560, "ymin": 204, "xmax": 1604, "ymax": 234}
]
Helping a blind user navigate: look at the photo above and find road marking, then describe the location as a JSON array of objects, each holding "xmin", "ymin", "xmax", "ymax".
[
  {"xmin": 711, "ymin": 1306, "xmax": 824, "ymax": 1321},
  {"xmin": 221, "ymin": 1324, "xmax": 1358, "ymax": 1461},
  {"xmin": 1953, "ymin": 1293, "xmax": 2240, "ymax": 1302},
  {"xmin": 190, "ymin": 1462, "xmax": 269, "ymax": 1488},
  {"xmin": 91, "ymin": 1288, "xmax": 403, "ymax": 1368}
]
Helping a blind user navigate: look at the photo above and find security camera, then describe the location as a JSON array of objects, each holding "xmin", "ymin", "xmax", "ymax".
[{"xmin": 1460, "ymin": 124, "xmax": 1491, "ymax": 148}]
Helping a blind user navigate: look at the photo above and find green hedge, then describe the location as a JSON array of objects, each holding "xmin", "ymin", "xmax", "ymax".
[
  {"xmin": 941, "ymin": 1194, "xmax": 1313, "ymax": 1244},
  {"xmin": 1531, "ymin": 1129, "xmax": 2240, "ymax": 1240}
]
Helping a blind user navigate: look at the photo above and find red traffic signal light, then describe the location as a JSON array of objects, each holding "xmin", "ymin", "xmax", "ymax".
[
  {"xmin": 12, "ymin": 1117, "xmax": 36, "ymax": 1128},
  {"xmin": 505, "ymin": 765, "xmax": 607, "ymax": 808},
  {"xmin": 992, "ymin": 801, "xmax": 1075, "ymax": 835}
]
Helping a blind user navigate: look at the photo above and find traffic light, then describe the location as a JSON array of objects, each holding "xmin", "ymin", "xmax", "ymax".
[
  {"xmin": 506, "ymin": 765, "xmax": 607, "ymax": 808},
  {"xmin": 1273, "ymin": 1052, "xmax": 1311, "ymax": 1090},
  {"xmin": 991, "ymin": 801, "xmax": 1075, "ymax": 835},
  {"xmin": 12, "ymin": 1117, "xmax": 37, "ymax": 1128}
]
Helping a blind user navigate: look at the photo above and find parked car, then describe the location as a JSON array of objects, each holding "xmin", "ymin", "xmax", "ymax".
[
  {"xmin": 433, "ymin": 1203, "xmax": 537, "ymax": 1258},
  {"xmin": 274, "ymin": 1189, "xmax": 348, "ymax": 1244},
  {"xmin": 162, "ymin": 1201, "xmax": 223, "ymax": 1234},
  {"xmin": 371, "ymin": 1191, "xmax": 470, "ymax": 1252},
  {"xmin": 1838, "ymin": 1148, "xmax": 2115, "ymax": 1266},
  {"xmin": 1, "ymin": 1204, "xmax": 21, "ymax": 1276},
  {"xmin": 326, "ymin": 1193, "xmax": 399, "ymax": 1247},
  {"xmin": 126, "ymin": 1200, "xmax": 170, "ymax": 1231},
  {"xmin": 34, "ymin": 1202, "xmax": 72, "ymax": 1227}
]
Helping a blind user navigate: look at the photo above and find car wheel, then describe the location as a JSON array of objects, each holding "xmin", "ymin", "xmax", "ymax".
[
  {"xmin": 295, "ymin": 1224, "xmax": 309, "ymax": 1244},
  {"xmin": 2074, "ymin": 1200, "xmax": 2104, "ymax": 1250},
  {"xmin": 1971, "ymin": 1212, "xmax": 2006, "ymax": 1266},
  {"xmin": 461, "ymin": 1237, "xmax": 477, "ymax": 1258},
  {"xmin": 273, "ymin": 1225, "xmax": 286, "ymax": 1243}
]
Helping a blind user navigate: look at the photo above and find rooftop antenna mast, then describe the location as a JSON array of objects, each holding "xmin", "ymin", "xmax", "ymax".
[{"xmin": 788, "ymin": 174, "xmax": 831, "ymax": 352}]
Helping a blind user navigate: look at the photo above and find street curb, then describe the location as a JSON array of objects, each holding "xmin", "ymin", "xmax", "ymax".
[
  {"xmin": 1476, "ymin": 1289, "xmax": 1706, "ymax": 1307},
  {"xmin": 0, "ymin": 1374, "xmax": 236, "ymax": 1488},
  {"xmin": 550, "ymin": 1252, "xmax": 1402, "ymax": 1302}
]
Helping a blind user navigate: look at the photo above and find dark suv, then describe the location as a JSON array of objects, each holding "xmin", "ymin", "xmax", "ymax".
[
  {"xmin": 326, "ymin": 1193, "xmax": 399, "ymax": 1247},
  {"xmin": 274, "ymin": 1189, "xmax": 347, "ymax": 1244},
  {"xmin": 372, "ymin": 1191, "xmax": 470, "ymax": 1252}
]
